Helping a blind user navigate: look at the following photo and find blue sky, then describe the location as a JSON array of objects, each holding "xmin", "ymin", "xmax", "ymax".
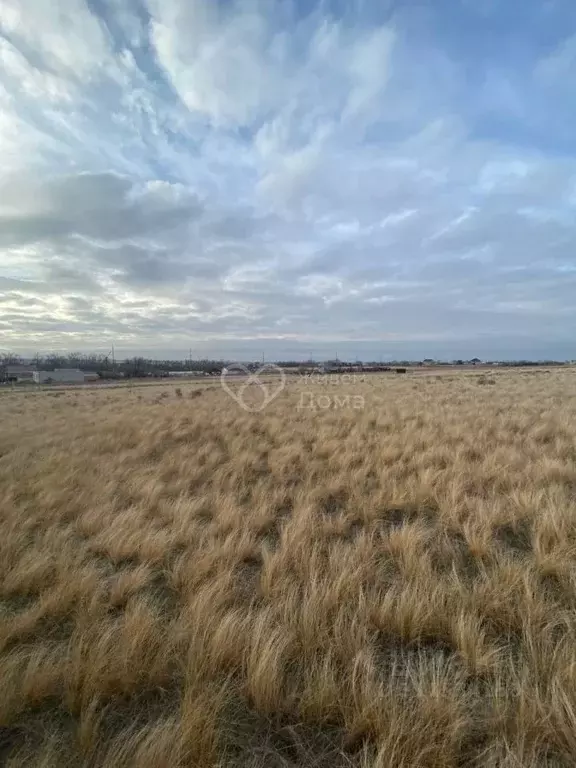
[{"xmin": 0, "ymin": 0, "xmax": 575, "ymax": 360}]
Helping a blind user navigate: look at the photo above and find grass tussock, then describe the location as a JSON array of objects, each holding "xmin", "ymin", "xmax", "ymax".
[{"xmin": 1, "ymin": 370, "xmax": 576, "ymax": 765}]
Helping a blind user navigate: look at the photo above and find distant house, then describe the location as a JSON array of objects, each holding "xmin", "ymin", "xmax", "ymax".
[{"xmin": 33, "ymin": 369, "xmax": 86, "ymax": 384}]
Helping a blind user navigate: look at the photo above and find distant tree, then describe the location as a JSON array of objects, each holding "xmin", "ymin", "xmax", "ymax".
[
  {"xmin": 67, "ymin": 352, "xmax": 82, "ymax": 366},
  {"xmin": 44, "ymin": 354, "xmax": 67, "ymax": 369},
  {"xmin": 1, "ymin": 353, "xmax": 22, "ymax": 365},
  {"xmin": 80, "ymin": 354, "xmax": 108, "ymax": 372},
  {"xmin": 124, "ymin": 357, "xmax": 148, "ymax": 377}
]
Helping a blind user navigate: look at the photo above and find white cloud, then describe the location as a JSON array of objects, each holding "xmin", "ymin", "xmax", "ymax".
[
  {"xmin": 536, "ymin": 33, "xmax": 576, "ymax": 81},
  {"xmin": 148, "ymin": 0, "xmax": 279, "ymax": 126},
  {"xmin": 342, "ymin": 26, "xmax": 395, "ymax": 120},
  {"xmin": 0, "ymin": 0, "xmax": 113, "ymax": 78},
  {"xmin": 0, "ymin": 37, "xmax": 74, "ymax": 103}
]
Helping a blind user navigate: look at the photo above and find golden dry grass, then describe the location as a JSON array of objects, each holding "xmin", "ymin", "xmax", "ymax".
[{"xmin": 1, "ymin": 369, "xmax": 576, "ymax": 766}]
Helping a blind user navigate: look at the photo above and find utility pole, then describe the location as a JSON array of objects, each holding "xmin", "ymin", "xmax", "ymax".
[{"xmin": 189, "ymin": 348, "xmax": 192, "ymax": 372}]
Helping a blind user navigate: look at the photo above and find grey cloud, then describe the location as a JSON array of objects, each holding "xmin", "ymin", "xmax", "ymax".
[
  {"xmin": 64, "ymin": 296, "xmax": 94, "ymax": 311},
  {"xmin": 0, "ymin": 293, "xmax": 50, "ymax": 308},
  {"xmin": 0, "ymin": 173, "xmax": 202, "ymax": 248},
  {"xmin": 42, "ymin": 263, "xmax": 104, "ymax": 295},
  {"xmin": 87, "ymin": 243, "xmax": 189, "ymax": 286}
]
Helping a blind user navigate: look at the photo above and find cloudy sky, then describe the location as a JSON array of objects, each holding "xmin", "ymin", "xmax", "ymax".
[{"xmin": 1, "ymin": 0, "xmax": 575, "ymax": 361}]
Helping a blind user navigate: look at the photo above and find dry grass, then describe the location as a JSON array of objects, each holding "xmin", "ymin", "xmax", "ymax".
[{"xmin": 1, "ymin": 369, "xmax": 576, "ymax": 766}]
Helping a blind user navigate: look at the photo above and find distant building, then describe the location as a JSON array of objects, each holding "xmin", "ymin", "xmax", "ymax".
[
  {"xmin": 33, "ymin": 369, "xmax": 86, "ymax": 384},
  {"xmin": 5, "ymin": 365, "xmax": 35, "ymax": 382},
  {"xmin": 168, "ymin": 371, "xmax": 206, "ymax": 377}
]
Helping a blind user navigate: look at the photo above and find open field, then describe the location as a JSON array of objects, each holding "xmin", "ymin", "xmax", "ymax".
[{"xmin": 2, "ymin": 369, "xmax": 576, "ymax": 766}]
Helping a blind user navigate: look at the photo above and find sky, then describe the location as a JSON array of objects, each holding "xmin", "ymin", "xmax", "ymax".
[{"xmin": 0, "ymin": 0, "xmax": 575, "ymax": 361}]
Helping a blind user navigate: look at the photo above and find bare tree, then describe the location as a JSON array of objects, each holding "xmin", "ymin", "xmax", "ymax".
[{"xmin": 0, "ymin": 353, "xmax": 22, "ymax": 365}]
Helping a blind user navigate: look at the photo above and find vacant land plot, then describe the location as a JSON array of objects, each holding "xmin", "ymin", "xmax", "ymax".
[{"xmin": 1, "ymin": 370, "xmax": 576, "ymax": 766}]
